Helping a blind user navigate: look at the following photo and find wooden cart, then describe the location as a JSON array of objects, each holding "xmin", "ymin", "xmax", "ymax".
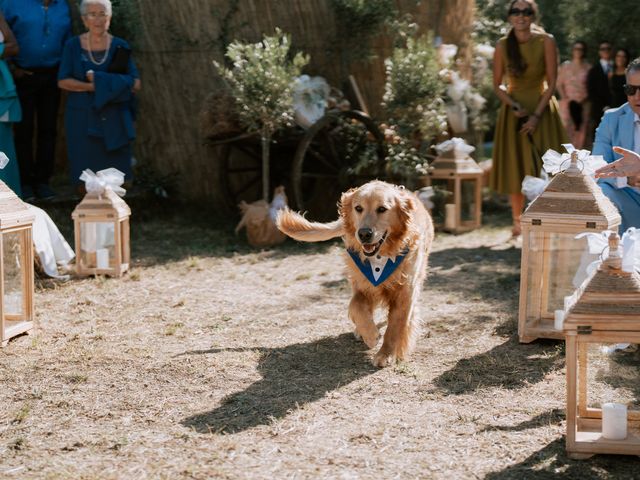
[{"xmin": 207, "ymin": 109, "xmax": 386, "ymax": 220}]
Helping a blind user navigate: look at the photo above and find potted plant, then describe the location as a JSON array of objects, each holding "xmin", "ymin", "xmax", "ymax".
[{"xmin": 215, "ymin": 29, "xmax": 309, "ymax": 200}]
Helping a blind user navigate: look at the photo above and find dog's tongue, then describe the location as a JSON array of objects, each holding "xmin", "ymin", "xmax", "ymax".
[{"xmin": 363, "ymin": 244, "xmax": 376, "ymax": 254}]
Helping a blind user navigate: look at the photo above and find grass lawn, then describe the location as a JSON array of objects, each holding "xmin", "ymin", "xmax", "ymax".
[{"xmin": 1, "ymin": 197, "xmax": 638, "ymax": 479}]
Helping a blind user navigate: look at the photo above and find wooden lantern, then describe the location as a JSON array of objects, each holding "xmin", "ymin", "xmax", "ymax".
[
  {"xmin": 564, "ymin": 233, "xmax": 640, "ymax": 458},
  {"xmin": 72, "ymin": 187, "xmax": 131, "ymax": 277},
  {"xmin": 0, "ymin": 181, "xmax": 35, "ymax": 347},
  {"xmin": 518, "ymin": 152, "xmax": 620, "ymax": 343},
  {"xmin": 422, "ymin": 138, "xmax": 483, "ymax": 233}
]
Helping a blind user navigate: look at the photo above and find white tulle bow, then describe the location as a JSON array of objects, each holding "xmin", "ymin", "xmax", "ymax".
[
  {"xmin": 521, "ymin": 170, "xmax": 550, "ymax": 202},
  {"xmin": 574, "ymin": 228, "xmax": 640, "ymax": 284},
  {"xmin": 541, "ymin": 143, "xmax": 607, "ymax": 176},
  {"xmin": 79, "ymin": 168, "xmax": 126, "ymax": 197},
  {"xmin": 434, "ymin": 137, "xmax": 475, "ymax": 157}
]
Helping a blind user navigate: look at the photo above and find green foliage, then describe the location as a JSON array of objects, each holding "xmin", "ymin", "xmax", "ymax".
[
  {"xmin": 382, "ymin": 35, "xmax": 447, "ymax": 143},
  {"xmin": 109, "ymin": 0, "xmax": 141, "ymax": 45},
  {"xmin": 330, "ymin": 0, "xmax": 397, "ymax": 62},
  {"xmin": 215, "ymin": 29, "xmax": 309, "ymax": 138},
  {"xmin": 564, "ymin": 3, "xmax": 639, "ymax": 62},
  {"xmin": 384, "ymin": 134, "xmax": 429, "ymax": 178}
]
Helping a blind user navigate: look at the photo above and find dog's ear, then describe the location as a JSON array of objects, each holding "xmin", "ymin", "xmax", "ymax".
[
  {"xmin": 390, "ymin": 191, "xmax": 415, "ymax": 241},
  {"xmin": 338, "ymin": 188, "xmax": 356, "ymax": 217},
  {"xmin": 338, "ymin": 188, "xmax": 357, "ymax": 232},
  {"xmin": 398, "ymin": 192, "xmax": 416, "ymax": 224}
]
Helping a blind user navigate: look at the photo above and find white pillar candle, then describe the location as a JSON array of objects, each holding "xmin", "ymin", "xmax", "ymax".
[
  {"xmin": 96, "ymin": 248, "xmax": 110, "ymax": 269},
  {"xmin": 602, "ymin": 403, "xmax": 627, "ymax": 440},
  {"xmin": 554, "ymin": 310, "xmax": 564, "ymax": 331},
  {"xmin": 444, "ymin": 204, "xmax": 456, "ymax": 230}
]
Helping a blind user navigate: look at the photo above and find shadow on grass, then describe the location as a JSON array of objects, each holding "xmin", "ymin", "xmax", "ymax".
[
  {"xmin": 180, "ymin": 332, "xmax": 376, "ymax": 434},
  {"xmin": 428, "ymin": 245, "xmax": 521, "ymax": 302},
  {"xmin": 432, "ymin": 337, "xmax": 563, "ymax": 395},
  {"xmin": 485, "ymin": 437, "xmax": 640, "ymax": 479},
  {"xmin": 480, "ymin": 409, "xmax": 564, "ymax": 433}
]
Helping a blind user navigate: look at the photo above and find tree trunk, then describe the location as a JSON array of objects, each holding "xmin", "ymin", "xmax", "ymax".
[{"xmin": 261, "ymin": 133, "xmax": 270, "ymax": 201}]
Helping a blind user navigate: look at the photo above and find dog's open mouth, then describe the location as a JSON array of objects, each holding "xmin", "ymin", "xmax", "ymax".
[{"xmin": 362, "ymin": 231, "xmax": 387, "ymax": 257}]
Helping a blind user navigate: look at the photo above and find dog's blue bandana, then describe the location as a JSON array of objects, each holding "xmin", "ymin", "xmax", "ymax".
[{"xmin": 347, "ymin": 249, "xmax": 408, "ymax": 287}]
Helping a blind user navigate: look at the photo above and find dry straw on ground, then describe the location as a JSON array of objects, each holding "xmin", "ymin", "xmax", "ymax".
[{"xmin": 1, "ymin": 202, "xmax": 639, "ymax": 479}]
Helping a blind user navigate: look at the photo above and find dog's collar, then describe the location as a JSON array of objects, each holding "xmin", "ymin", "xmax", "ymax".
[{"xmin": 347, "ymin": 248, "xmax": 409, "ymax": 287}]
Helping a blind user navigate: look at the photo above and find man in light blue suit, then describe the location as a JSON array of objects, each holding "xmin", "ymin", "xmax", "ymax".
[{"xmin": 593, "ymin": 57, "xmax": 640, "ymax": 233}]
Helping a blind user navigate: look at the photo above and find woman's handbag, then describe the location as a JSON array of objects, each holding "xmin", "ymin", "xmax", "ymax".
[{"xmin": 107, "ymin": 46, "xmax": 131, "ymax": 74}]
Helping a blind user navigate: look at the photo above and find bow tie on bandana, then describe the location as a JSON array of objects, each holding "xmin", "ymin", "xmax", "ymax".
[{"xmin": 347, "ymin": 248, "xmax": 409, "ymax": 286}]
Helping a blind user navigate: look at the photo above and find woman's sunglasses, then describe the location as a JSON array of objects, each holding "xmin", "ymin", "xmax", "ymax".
[
  {"xmin": 508, "ymin": 7, "xmax": 534, "ymax": 17},
  {"xmin": 623, "ymin": 84, "xmax": 640, "ymax": 96}
]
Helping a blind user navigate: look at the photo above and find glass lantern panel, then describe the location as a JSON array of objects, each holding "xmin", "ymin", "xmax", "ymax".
[
  {"xmin": 581, "ymin": 343, "xmax": 640, "ymax": 416},
  {"xmin": 429, "ymin": 178, "xmax": 455, "ymax": 227},
  {"xmin": 3, "ymin": 230, "xmax": 24, "ymax": 316},
  {"xmin": 524, "ymin": 230, "xmax": 589, "ymax": 323},
  {"xmin": 460, "ymin": 178, "xmax": 477, "ymax": 223},
  {"xmin": 80, "ymin": 221, "xmax": 116, "ymax": 270}
]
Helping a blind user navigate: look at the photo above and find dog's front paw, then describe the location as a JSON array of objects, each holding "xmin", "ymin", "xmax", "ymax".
[
  {"xmin": 372, "ymin": 350, "xmax": 396, "ymax": 368},
  {"xmin": 360, "ymin": 329, "xmax": 380, "ymax": 349}
]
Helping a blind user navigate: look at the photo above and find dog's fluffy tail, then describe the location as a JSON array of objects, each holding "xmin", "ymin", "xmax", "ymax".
[{"xmin": 276, "ymin": 209, "xmax": 344, "ymax": 242}]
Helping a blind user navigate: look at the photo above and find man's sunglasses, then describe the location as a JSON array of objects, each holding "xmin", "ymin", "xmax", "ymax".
[
  {"xmin": 508, "ymin": 7, "xmax": 534, "ymax": 16},
  {"xmin": 624, "ymin": 84, "xmax": 640, "ymax": 96}
]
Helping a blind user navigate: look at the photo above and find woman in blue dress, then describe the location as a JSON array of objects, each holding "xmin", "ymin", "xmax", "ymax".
[
  {"xmin": 57, "ymin": 0, "xmax": 140, "ymax": 185},
  {"xmin": 0, "ymin": 13, "xmax": 21, "ymax": 195}
]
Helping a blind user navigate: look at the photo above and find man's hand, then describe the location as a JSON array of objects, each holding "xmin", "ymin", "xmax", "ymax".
[
  {"xmin": 628, "ymin": 175, "xmax": 640, "ymax": 187},
  {"xmin": 595, "ymin": 147, "xmax": 640, "ymax": 178}
]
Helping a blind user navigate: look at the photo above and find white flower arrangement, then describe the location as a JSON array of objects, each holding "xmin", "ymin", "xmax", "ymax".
[{"xmin": 292, "ymin": 75, "xmax": 330, "ymax": 128}]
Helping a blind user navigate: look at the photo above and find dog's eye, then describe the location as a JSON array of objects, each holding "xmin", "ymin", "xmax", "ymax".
[
  {"xmin": 355, "ymin": 205, "xmax": 363, "ymax": 213},
  {"xmin": 376, "ymin": 206, "xmax": 388, "ymax": 214}
]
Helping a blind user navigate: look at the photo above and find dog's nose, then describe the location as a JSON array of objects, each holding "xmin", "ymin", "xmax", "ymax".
[{"xmin": 358, "ymin": 227, "xmax": 374, "ymax": 243}]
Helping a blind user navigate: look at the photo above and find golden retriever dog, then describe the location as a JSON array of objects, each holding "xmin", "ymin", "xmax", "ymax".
[{"xmin": 277, "ymin": 180, "xmax": 434, "ymax": 367}]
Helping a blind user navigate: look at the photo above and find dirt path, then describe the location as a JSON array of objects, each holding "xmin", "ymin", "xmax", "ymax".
[{"xmin": 1, "ymin": 207, "xmax": 638, "ymax": 479}]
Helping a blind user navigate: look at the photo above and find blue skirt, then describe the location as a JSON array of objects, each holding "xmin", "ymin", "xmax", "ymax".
[{"xmin": 65, "ymin": 105, "xmax": 133, "ymax": 184}]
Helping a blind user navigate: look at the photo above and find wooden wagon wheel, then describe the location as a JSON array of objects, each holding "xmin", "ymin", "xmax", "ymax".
[
  {"xmin": 207, "ymin": 132, "xmax": 263, "ymax": 211},
  {"xmin": 291, "ymin": 110, "xmax": 386, "ymax": 220},
  {"xmin": 209, "ymin": 131, "xmax": 304, "ymax": 212}
]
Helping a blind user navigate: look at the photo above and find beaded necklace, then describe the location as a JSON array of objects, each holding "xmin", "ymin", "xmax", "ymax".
[{"xmin": 86, "ymin": 33, "xmax": 111, "ymax": 66}]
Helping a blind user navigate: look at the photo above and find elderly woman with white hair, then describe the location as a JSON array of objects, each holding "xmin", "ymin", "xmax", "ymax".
[{"xmin": 57, "ymin": 0, "xmax": 141, "ymax": 188}]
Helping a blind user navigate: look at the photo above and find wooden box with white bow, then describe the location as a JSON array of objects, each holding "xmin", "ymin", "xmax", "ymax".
[
  {"xmin": 421, "ymin": 138, "xmax": 483, "ymax": 234},
  {"xmin": 0, "ymin": 181, "xmax": 35, "ymax": 347},
  {"xmin": 563, "ymin": 233, "xmax": 640, "ymax": 458},
  {"xmin": 518, "ymin": 151, "xmax": 620, "ymax": 343},
  {"xmin": 72, "ymin": 187, "xmax": 131, "ymax": 277}
]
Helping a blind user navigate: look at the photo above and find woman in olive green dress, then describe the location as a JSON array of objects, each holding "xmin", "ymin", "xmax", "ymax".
[{"xmin": 490, "ymin": 0, "xmax": 568, "ymax": 237}]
